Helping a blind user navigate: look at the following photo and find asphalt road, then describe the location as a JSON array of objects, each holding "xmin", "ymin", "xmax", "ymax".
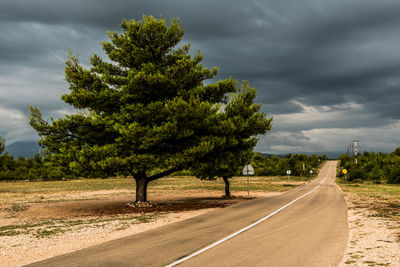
[{"xmin": 28, "ymin": 160, "xmax": 348, "ymax": 267}]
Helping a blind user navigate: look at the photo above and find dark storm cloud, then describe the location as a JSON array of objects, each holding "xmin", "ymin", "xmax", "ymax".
[
  {"xmin": 268, "ymin": 2, "xmax": 400, "ymax": 117},
  {"xmin": 0, "ymin": 0, "xmax": 399, "ymax": 151},
  {"xmin": 296, "ymin": 1, "xmax": 400, "ymax": 47}
]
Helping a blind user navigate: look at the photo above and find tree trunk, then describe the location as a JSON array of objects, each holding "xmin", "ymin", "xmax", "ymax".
[
  {"xmin": 135, "ymin": 175, "xmax": 148, "ymax": 202},
  {"xmin": 223, "ymin": 177, "xmax": 231, "ymax": 198}
]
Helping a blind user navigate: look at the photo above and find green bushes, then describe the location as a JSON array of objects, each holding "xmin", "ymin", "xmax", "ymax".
[
  {"xmin": 0, "ymin": 154, "xmax": 67, "ymax": 181},
  {"xmin": 338, "ymin": 148, "xmax": 400, "ymax": 184},
  {"xmin": 251, "ymin": 153, "xmax": 324, "ymax": 177}
]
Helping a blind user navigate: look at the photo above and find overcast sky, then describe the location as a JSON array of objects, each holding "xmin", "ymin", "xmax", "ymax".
[{"xmin": 1, "ymin": 0, "xmax": 399, "ymax": 153}]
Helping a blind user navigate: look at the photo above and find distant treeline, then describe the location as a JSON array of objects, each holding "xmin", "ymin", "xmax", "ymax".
[
  {"xmin": 251, "ymin": 153, "xmax": 326, "ymax": 176},
  {"xmin": 0, "ymin": 152, "xmax": 326, "ymax": 181},
  {"xmin": 0, "ymin": 154, "xmax": 66, "ymax": 180},
  {"xmin": 338, "ymin": 148, "xmax": 400, "ymax": 184},
  {"xmin": 0, "ymin": 153, "xmax": 111, "ymax": 181}
]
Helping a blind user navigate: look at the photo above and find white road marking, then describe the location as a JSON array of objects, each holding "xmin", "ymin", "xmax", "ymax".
[{"xmin": 165, "ymin": 163, "xmax": 332, "ymax": 267}]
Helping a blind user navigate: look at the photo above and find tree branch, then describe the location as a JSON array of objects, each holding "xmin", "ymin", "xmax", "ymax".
[{"xmin": 148, "ymin": 167, "xmax": 181, "ymax": 182}]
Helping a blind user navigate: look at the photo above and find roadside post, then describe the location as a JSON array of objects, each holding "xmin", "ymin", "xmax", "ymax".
[
  {"xmin": 342, "ymin": 169, "xmax": 347, "ymax": 180},
  {"xmin": 243, "ymin": 164, "xmax": 254, "ymax": 196},
  {"xmin": 286, "ymin": 170, "xmax": 291, "ymax": 182}
]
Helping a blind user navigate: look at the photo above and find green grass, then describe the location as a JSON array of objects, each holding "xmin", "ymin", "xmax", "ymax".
[
  {"xmin": 34, "ymin": 228, "xmax": 66, "ymax": 238},
  {"xmin": 6, "ymin": 203, "xmax": 28, "ymax": 212}
]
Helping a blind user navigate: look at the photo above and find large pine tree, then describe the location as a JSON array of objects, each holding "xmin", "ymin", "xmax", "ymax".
[{"xmin": 30, "ymin": 16, "xmax": 270, "ymax": 202}]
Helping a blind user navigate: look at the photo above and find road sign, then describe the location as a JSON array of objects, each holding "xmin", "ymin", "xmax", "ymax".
[
  {"xmin": 243, "ymin": 164, "xmax": 254, "ymax": 175},
  {"xmin": 243, "ymin": 164, "xmax": 254, "ymax": 197},
  {"xmin": 342, "ymin": 169, "xmax": 347, "ymax": 174},
  {"xmin": 309, "ymin": 170, "xmax": 313, "ymax": 174},
  {"xmin": 286, "ymin": 170, "xmax": 291, "ymax": 182}
]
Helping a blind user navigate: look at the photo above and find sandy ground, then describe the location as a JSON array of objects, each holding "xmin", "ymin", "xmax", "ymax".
[
  {"xmin": 339, "ymin": 193, "xmax": 400, "ymax": 266},
  {"xmin": 0, "ymin": 190, "xmax": 279, "ymax": 267},
  {"xmin": 1, "ymin": 209, "xmax": 215, "ymax": 267}
]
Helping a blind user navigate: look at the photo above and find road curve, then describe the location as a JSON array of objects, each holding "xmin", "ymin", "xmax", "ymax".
[{"xmin": 28, "ymin": 161, "xmax": 348, "ymax": 267}]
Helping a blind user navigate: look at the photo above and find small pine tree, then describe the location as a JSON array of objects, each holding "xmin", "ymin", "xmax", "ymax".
[{"xmin": 191, "ymin": 82, "xmax": 272, "ymax": 197}]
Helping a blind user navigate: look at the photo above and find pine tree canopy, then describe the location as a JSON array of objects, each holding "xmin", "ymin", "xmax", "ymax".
[
  {"xmin": 191, "ymin": 82, "xmax": 272, "ymax": 196},
  {"xmin": 29, "ymin": 16, "xmax": 271, "ymax": 201}
]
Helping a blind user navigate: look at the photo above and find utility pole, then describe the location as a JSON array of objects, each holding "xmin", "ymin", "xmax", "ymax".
[{"xmin": 352, "ymin": 139, "xmax": 359, "ymax": 164}]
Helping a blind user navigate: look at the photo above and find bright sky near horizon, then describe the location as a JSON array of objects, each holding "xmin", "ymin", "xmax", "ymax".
[{"xmin": 0, "ymin": 0, "xmax": 399, "ymax": 153}]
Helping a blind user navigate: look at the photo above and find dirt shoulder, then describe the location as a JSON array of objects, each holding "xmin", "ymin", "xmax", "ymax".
[
  {"xmin": 0, "ymin": 189, "xmax": 279, "ymax": 267},
  {"xmin": 339, "ymin": 192, "xmax": 400, "ymax": 266}
]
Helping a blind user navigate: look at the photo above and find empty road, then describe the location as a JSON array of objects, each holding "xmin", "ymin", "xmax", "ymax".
[{"xmin": 28, "ymin": 160, "xmax": 348, "ymax": 267}]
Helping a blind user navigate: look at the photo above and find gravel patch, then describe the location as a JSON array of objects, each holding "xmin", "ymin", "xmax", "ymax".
[
  {"xmin": 0, "ymin": 209, "xmax": 215, "ymax": 267},
  {"xmin": 339, "ymin": 193, "xmax": 400, "ymax": 266}
]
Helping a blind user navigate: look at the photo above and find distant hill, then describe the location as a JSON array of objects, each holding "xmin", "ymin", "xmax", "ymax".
[
  {"xmin": 260, "ymin": 153, "xmax": 284, "ymax": 158},
  {"xmin": 4, "ymin": 141, "xmax": 41, "ymax": 158},
  {"xmin": 300, "ymin": 151, "xmax": 342, "ymax": 159}
]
